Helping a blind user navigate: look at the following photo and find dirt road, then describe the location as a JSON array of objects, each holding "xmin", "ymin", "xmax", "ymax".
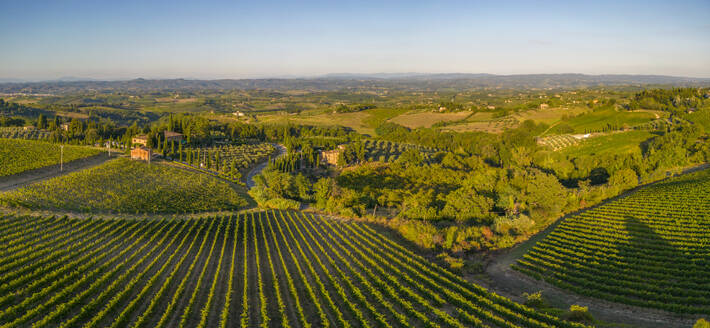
[{"xmin": 245, "ymin": 144, "xmax": 286, "ymax": 188}]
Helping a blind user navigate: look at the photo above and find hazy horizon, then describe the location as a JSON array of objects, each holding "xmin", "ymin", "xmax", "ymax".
[
  {"xmin": 2, "ymin": 0, "xmax": 709, "ymax": 80},
  {"xmin": 3, "ymin": 72, "xmax": 710, "ymax": 84}
]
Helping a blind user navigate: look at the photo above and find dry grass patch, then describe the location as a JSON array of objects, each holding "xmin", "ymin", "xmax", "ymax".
[{"xmin": 388, "ymin": 111, "xmax": 471, "ymax": 128}]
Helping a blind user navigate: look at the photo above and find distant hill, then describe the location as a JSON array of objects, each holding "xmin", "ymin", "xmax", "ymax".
[{"xmin": 1, "ymin": 73, "xmax": 708, "ymax": 94}]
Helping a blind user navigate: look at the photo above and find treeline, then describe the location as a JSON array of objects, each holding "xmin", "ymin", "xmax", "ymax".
[
  {"xmin": 625, "ymin": 87, "xmax": 709, "ymax": 114},
  {"xmin": 252, "ymin": 99, "xmax": 710, "ymax": 253}
]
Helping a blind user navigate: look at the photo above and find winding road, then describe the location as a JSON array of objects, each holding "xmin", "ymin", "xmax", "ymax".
[{"xmin": 245, "ymin": 144, "xmax": 287, "ymax": 188}]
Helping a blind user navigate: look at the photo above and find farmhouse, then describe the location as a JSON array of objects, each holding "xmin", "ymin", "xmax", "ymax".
[
  {"xmin": 130, "ymin": 146, "xmax": 152, "ymax": 161},
  {"xmin": 164, "ymin": 131, "xmax": 184, "ymax": 143},
  {"xmin": 233, "ymin": 111, "xmax": 245, "ymax": 117},
  {"xmin": 320, "ymin": 145, "xmax": 345, "ymax": 166},
  {"xmin": 539, "ymin": 103, "xmax": 549, "ymax": 109},
  {"xmin": 132, "ymin": 135, "xmax": 148, "ymax": 147},
  {"xmin": 60, "ymin": 123, "xmax": 70, "ymax": 131}
]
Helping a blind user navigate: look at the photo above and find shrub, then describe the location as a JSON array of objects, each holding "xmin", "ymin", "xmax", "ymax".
[
  {"xmin": 522, "ymin": 291, "xmax": 548, "ymax": 309},
  {"xmin": 563, "ymin": 305, "xmax": 594, "ymax": 323},
  {"xmin": 695, "ymin": 319, "xmax": 710, "ymax": 328},
  {"xmin": 262, "ymin": 197, "xmax": 300, "ymax": 210}
]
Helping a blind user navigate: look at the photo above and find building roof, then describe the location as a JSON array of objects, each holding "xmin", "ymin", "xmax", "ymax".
[{"xmin": 133, "ymin": 134, "xmax": 148, "ymax": 140}]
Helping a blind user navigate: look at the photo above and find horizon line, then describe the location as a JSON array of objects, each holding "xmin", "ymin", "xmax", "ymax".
[{"xmin": 2, "ymin": 72, "xmax": 710, "ymax": 83}]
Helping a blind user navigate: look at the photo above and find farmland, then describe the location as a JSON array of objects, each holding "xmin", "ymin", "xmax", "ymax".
[
  {"xmin": 180, "ymin": 143, "xmax": 275, "ymax": 181},
  {"xmin": 0, "ymin": 127, "xmax": 51, "ymax": 140},
  {"xmin": 0, "ymin": 158, "xmax": 247, "ymax": 214},
  {"xmin": 514, "ymin": 168, "xmax": 710, "ymax": 315},
  {"xmin": 546, "ymin": 108, "xmax": 660, "ymax": 134},
  {"xmin": 0, "ymin": 138, "xmax": 103, "ymax": 177},
  {"xmin": 558, "ymin": 130, "xmax": 656, "ymax": 157},
  {"xmin": 0, "ymin": 210, "xmax": 585, "ymax": 328},
  {"xmin": 361, "ymin": 139, "xmax": 437, "ymax": 163},
  {"xmin": 388, "ymin": 111, "xmax": 472, "ymax": 129}
]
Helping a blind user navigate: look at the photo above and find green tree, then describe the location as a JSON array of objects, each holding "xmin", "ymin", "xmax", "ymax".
[
  {"xmin": 36, "ymin": 114, "xmax": 47, "ymax": 129},
  {"xmin": 294, "ymin": 173, "xmax": 311, "ymax": 201},
  {"xmin": 313, "ymin": 177, "xmax": 334, "ymax": 209}
]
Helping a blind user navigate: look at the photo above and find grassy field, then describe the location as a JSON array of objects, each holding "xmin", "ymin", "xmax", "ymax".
[
  {"xmin": 388, "ymin": 110, "xmax": 472, "ymax": 128},
  {"xmin": 514, "ymin": 168, "xmax": 710, "ymax": 315},
  {"xmin": 548, "ymin": 108, "xmax": 659, "ymax": 134},
  {"xmin": 514, "ymin": 106, "xmax": 590, "ymax": 126},
  {"xmin": 258, "ymin": 110, "xmax": 375, "ymax": 134},
  {"xmin": 258, "ymin": 108, "xmax": 413, "ymax": 135},
  {"xmin": 441, "ymin": 107, "xmax": 588, "ymax": 133},
  {"xmin": 0, "ymin": 210, "xmax": 586, "ymax": 327},
  {"xmin": 0, "ymin": 138, "xmax": 103, "ymax": 177},
  {"xmin": 559, "ymin": 130, "xmax": 657, "ymax": 157},
  {"xmin": 0, "ymin": 158, "xmax": 247, "ymax": 213}
]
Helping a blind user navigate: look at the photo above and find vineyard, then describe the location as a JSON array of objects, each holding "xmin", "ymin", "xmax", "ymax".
[
  {"xmin": 514, "ymin": 168, "xmax": 710, "ymax": 315},
  {"xmin": 0, "ymin": 127, "xmax": 51, "ymax": 140},
  {"xmin": 0, "ymin": 158, "xmax": 247, "ymax": 213},
  {"xmin": 0, "ymin": 210, "xmax": 586, "ymax": 328},
  {"xmin": 361, "ymin": 140, "xmax": 437, "ymax": 163},
  {"xmin": 536, "ymin": 135, "xmax": 581, "ymax": 151},
  {"xmin": 179, "ymin": 143, "xmax": 275, "ymax": 181},
  {"xmin": 0, "ymin": 138, "xmax": 103, "ymax": 177}
]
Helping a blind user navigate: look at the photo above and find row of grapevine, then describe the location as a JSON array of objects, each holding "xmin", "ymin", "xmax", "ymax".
[
  {"xmin": 0, "ymin": 138, "xmax": 103, "ymax": 177},
  {"xmin": 362, "ymin": 139, "xmax": 437, "ymax": 163},
  {"xmin": 178, "ymin": 143, "xmax": 275, "ymax": 181},
  {"xmin": 0, "ymin": 127, "xmax": 51, "ymax": 140},
  {"xmin": 537, "ymin": 135, "xmax": 580, "ymax": 151},
  {"xmin": 0, "ymin": 211, "xmax": 584, "ymax": 327},
  {"xmin": 515, "ymin": 168, "xmax": 710, "ymax": 314}
]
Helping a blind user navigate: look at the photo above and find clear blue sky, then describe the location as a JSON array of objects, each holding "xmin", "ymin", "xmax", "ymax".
[{"xmin": 1, "ymin": 0, "xmax": 709, "ymax": 80}]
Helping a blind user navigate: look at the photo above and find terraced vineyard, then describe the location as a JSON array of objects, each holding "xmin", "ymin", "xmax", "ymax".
[
  {"xmin": 514, "ymin": 168, "xmax": 710, "ymax": 315},
  {"xmin": 0, "ymin": 210, "xmax": 585, "ymax": 328},
  {"xmin": 0, "ymin": 138, "xmax": 103, "ymax": 177}
]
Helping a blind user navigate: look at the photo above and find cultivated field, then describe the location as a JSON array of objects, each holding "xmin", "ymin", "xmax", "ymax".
[
  {"xmin": 0, "ymin": 158, "xmax": 247, "ymax": 213},
  {"xmin": 180, "ymin": 143, "xmax": 275, "ymax": 181},
  {"xmin": 547, "ymin": 109, "xmax": 659, "ymax": 134},
  {"xmin": 0, "ymin": 128, "xmax": 51, "ymax": 141},
  {"xmin": 258, "ymin": 110, "xmax": 376, "ymax": 135},
  {"xmin": 361, "ymin": 140, "xmax": 437, "ymax": 163},
  {"xmin": 0, "ymin": 138, "xmax": 102, "ymax": 177},
  {"xmin": 514, "ymin": 168, "xmax": 710, "ymax": 315},
  {"xmin": 388, "ymin": 111, "xmax": 472, "ymax": 129},
  {"xmin": 0, "ymin": 210, "xmax": 586, "ymax": 328},
  {"xmin": 558, "ymin": 130, "xmax": 656, "ymax": 157}
]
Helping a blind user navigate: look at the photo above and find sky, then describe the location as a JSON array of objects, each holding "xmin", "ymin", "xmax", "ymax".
[{"xmin": 1, "ymin": 0, "xmax": 709, "ymax": 80}]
